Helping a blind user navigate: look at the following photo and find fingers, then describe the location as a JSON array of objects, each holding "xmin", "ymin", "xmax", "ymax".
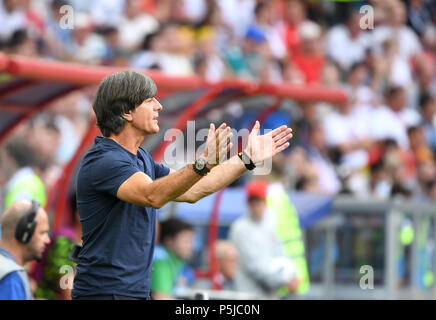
[
  {"xmin": 273, "ymin": 142, "xmax": 290, "ymax": 156},
  {"xmin": 273, "ymin": 128, "xmax": 293, "ymax": 156},
  {"xmin": 218, "ymin": 127, "xmax": 233, "ymax": 160},
  {"xmin": 250, "ymin": 120, "xmax": 260, "ymax": 136},
  {"xmin": 271, "ymin": 125, "xmax": 292, "ymax": 139},
  {"xmin": 206, "ymin": 123, "xmax": 233, "ymax": 165},
  {"xmin": 274, "ymin": 132, "xmax": 293, "ymax": 146}
]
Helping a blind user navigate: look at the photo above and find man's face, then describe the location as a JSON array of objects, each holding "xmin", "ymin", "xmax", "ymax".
[
  {"xmin": 248, "ymin": 197, "xmax": 266, "ymax": 221},
  {"xmin": 389, "ymin": 90, "xmax": 406, "ymax": 112},
  {"xmin": 167, "ymin": 230, "xmax": 194, "ymax": 261},
  {"xmin": 26, "ymin": 209, "xmax": 51, "ymax": 263},
  {"xmin": 219, "ymin": 248, "xmax": 238, "ymax": 280},
  {"xmin": 131, "ymin": 97, "xmax": 163, "ymax": 135}
]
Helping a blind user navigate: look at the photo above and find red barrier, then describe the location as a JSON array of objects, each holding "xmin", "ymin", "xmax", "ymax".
[{"xmin": 0, "ymin": 54, "xmax": 348, "ymax": 102}]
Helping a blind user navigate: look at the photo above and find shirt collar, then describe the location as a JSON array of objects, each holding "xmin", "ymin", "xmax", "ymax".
[{"xmin": 0, "ymin": 247, "xmax": 17, "ymax": 263}]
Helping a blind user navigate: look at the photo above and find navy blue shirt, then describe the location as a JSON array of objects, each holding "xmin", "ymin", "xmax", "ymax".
[{"xmin": 72, "ymin": 137, "xmax": 170, "ymax": 299}]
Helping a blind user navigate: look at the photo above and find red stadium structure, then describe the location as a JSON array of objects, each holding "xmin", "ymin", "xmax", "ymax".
[{"xmin": 0, "ymin": 53, "xmax": 347, "ymax": 289}]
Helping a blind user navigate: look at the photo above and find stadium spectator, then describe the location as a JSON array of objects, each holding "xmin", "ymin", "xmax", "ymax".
[
  {"xmin": 372, "ymin": 0, "xmax": 422, "ymax": 61},
  {"xmin": 229, "ymin": 180, "xmax": 300, "ymax": 299},
  {"xmin": 306, "ymin": 122, "xmax": 342, "ymax": 195},
  {"xmin": 250, "ymin": 1, "xmax": 287, "ymax": 61},
  {"xmin": 291, "ymin": 20, "xmax": 324, "ymax": 84},
  {"xmin": 214, "ymin": 240, "xmax": 239, "ymax": 291},
  {"xmin": 4, "ymin": 137, "xmax": 49, "ymax": 210},
  {"xmin": 0, "ymin": 200, "xmax": 51, "ymax": 300},
  {"xmin": 282, "ymin": 0, "xmax": 307, "ymax": 56},
  {"xmin": 0, "ymin": 0, "xmax": 27, "ymax": 42},
  {"xmin": 323, "ymin": 98, "xmax": 372, "ymax": 174},
  {"xmin": 325, "ymin": 8, "xmax": 371, "ymax": 72},
  {"xmin": 118, "ymin": 0, "xmax": 159, "ymax": 51},
  {"xmin": 420, "ymin": 93, "xmax": 436, "ymax": 155},
  {"xmin": 151, "ymin": 218, "xmax": 195, "ymax": 300},
  {"xmin": 371, "ymin": 86, "xmax": 421, "ymax": 149}
]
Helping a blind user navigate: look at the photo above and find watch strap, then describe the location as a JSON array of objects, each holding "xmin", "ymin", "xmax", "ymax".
[{"xmin": 238, "ymin": 150, "xmax": 256, "ymax": 170}]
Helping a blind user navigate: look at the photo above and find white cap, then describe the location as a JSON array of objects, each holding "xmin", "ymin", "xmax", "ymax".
[{"xmin": 299, "ymin": 21, "xmax": 321, "ymax": 40}]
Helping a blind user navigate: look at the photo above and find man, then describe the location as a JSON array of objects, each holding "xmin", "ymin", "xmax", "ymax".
[
  {"xmin": 151, "ymin": 218, "xmax": 195, "ymax": 300},
  {"xmin": 72, "ymin": 70, "xmax": 293, "ymax": 300},
  {"xmin": 229, "ymin": 180, "xmax": 300, "ymax": 299},
  {"xmin": 371, "ymin": 86, "xmax": 421, "ymax": 149},
  {"xmin": 215, "ymin": 240, "xmax": 239, "ymax": 291},
  {"xmin": 0, "ymin": 200, "xmax": 51, "ymax": 300}
]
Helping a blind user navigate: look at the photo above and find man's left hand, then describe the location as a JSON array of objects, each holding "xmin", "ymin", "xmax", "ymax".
[{"xmin": 245, "ymin": 121, "xmax": 293, "ymax": 164}]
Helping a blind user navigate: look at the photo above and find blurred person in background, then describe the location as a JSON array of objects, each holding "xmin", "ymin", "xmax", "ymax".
[
  {"xmin": 371, "ymin": 86, "xmax": 421, "ymax": 150},
  {"xmin": 118, "ymin": 0, "xmax": 159, "ymax": 51},
  {"xmin": 2, "ymin": 29, "xmax": 39, "ymax": 57},
  {"xmin": 281, "ymin": 0, "xmax": 307, "ymax": 56},
  {"xmin": 216, "ymin": 0, "xmax": 256, "ymax": 40},
  {"xmin": 154, "ymin": 23, "xmax": 195, "ymax": 76},
  {"xmin": 265, "ymin": 160, "xmax": 311, "ymax": 296},
  {"xmin": 379, "ymin": 38, "xmax": 413, "ymax": 89},
  {"xmin": 305, "ymin": 122, "xmax": 342, "ymax": 196},
  {"xmin": 151, "ymin": 218, "xmax": 195, "ymax": 300},
  {"xmin": 250, "ymin": 1, "xmax": 287, "ymax": 61},
  {"xmin": 4, "ymin": 137, "xmax": 49, "ymax": 210},
  {"xmin": 372, "ymin": 0, "xmax": 422, "ymax": 62},
  {"xmin": 194, "ymin": 26, "xmax": 228, "ymax": 83},
  {"xmin": 345, "ymin": 62, "xmax": 376, "ymax": 108},
  {"xmin": 2, "ymin": 116, "xmax": 60, "ymax": 218},
  {"xmin": 369, "ymin": 160, "xmax": 392, "ymax": 199},
  {"xmin": 229, "ymin": 180, "xmax": 300, "ymax": 299},
  {"xmin": 419, "ymin": 93, "xmax": 436, "ymax": 156},
  {"xmin": 323, "ymin": 98, "xmax": 372, "ymax": 178},
  {"xmin": 44, "ymin": 0, "xmax": 75, "ymax": 60},
  {"xmin": 407, "ymin": 126, "xmax": 434, "ymax": 168},
  {"xmin": 0, "ymin": 200, "xmax": 50, "ymax": 300},
  {"xmin": 89, "ymin": 0, "xmax": 125, "ymax": 27},
  {"xmin": 325, "ymin": 8, "xmax": 371, "ymax": 73},
  {"xmin": 214, "ymin": 240, "xmax": 238, "ymax": 291},
  {"xmin": 407, "ymin": 0, "xmax": 435, "ymax": 37},
  {"xmin": 70, "ymin": 12, "xmax": 107, "ymax": 65},
  {"xmin": 130, "ymin": 29, "xmax": 165, "ymax": 70},
  {"xmin": 291, "ymin": 20, "xmax": 324, "ymax": 84},
  {"xmin": 0, "ymin": 0, "xmax": 27, "ymax": 42}
]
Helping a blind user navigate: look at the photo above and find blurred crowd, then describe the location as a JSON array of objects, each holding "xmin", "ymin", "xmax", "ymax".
[
  {"xmin": 1, "ymin": 0, "xmax": 436, "ymax": 300},
  {"xmin": 2, "ymin": 0, "xmax": 436, "ymax": 202}
]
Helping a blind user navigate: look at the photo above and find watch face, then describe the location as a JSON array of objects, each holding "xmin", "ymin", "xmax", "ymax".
[{"xmin": 195, "ymin": 158, "xmax": 206, "ymax": 170}]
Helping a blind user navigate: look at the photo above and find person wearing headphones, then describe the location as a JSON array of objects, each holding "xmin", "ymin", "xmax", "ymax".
[{"xmin": 0, "ymin": 200, "xmax": 51, "ymax": 300}]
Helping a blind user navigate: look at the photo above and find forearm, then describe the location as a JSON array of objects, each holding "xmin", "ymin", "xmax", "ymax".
[
  {"xmin": 139, "ymin": 165, "xmax": 204, "ymax": 208},
  {"xmin": 178, "ymin": 155, "xmax": 247, "ymax": 203}
]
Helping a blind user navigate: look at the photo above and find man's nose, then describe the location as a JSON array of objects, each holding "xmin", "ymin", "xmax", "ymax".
[{"xmin": 154, "ymin": 98, "xmax": 163, "ymax": 111}]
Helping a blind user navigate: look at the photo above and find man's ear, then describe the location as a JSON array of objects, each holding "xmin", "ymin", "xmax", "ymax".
[{"xmin": 122, "ymin": 111, "xmax": 133, "ymax": 122}]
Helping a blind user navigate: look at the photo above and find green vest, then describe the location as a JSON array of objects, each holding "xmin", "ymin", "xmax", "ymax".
[
  {"xmin": 4, "ymin": 173, "xmax": 46, "ymax": 210},
  {"xmin": 267, "ymin": 186, "xmax": 310, "ymax": 295}
]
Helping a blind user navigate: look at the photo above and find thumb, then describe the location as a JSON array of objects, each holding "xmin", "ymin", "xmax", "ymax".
[
  {"xmin": 251, "ymin": 121, "xmax": 260, "ymax": 136},
  {"xmin": 208, "ymin": 123, "xmax": 215, "ymax": 138}
]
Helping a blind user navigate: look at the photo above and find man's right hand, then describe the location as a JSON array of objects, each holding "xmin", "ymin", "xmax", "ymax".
[{"xmin": 202, "ymin": 123, "xmax": 233, "ymax": 168}]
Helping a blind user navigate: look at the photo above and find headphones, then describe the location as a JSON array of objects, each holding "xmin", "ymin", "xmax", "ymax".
[{"xmin": 15, "ymin": 200, "xmax": 40, "ymax": 244}]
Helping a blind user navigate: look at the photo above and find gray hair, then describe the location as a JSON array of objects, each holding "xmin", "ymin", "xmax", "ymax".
[{"xmin": 93, "ymin": 71, "xmax": 157, "ymax": 137}]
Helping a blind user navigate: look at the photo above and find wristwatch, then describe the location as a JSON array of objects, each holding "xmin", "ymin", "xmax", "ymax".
[
  {"xmin": 238, "ymin": 150, "xmax": 256, "ymax": 171},
  {"xmin": 193, "ymin": 158, "xmax": 210, "ymax": 176}
]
